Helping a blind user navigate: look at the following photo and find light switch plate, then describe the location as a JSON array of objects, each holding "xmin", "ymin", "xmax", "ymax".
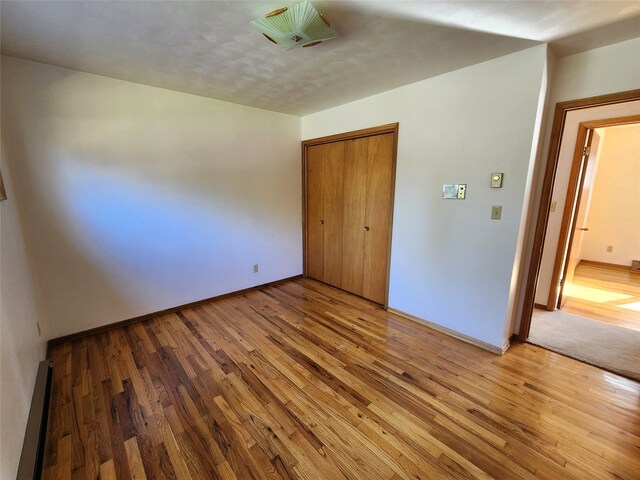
[
  {"xmin": 491, "ymin": 205, "xmax": 502, "ymax": 220},
  {"xmin": 442, "ymin": 184, "xmax": 466, "ymax": 199},
  {"xmin": 491, "ymin": 173, "xmax": 503, "ymax": 188}
]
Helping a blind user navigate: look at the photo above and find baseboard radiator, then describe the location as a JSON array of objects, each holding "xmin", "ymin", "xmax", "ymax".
[{"xmin": 17, "ymin": 361, "xmax": 54, "ymax": 480}]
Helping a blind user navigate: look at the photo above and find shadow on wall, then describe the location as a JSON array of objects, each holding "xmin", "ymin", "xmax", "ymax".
[
  {"xmin": 0, "ymin": 140, "xmax": 50, "ymax": 480},
  {"xmin": 53, "ymin": 157, "xmax": 293, "ymax": 300},
  {"xmin": 1, "ymin": 126, "xmax": 132, "ymax": 334},
  {"xmin": 1, "ymin": 62, "xmax": 301, "ymax": 338}
]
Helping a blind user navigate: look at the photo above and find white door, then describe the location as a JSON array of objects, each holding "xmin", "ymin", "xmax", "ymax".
[{"xmin": 559, "ymin": 130, "xmax": 601, "ymax": 308}]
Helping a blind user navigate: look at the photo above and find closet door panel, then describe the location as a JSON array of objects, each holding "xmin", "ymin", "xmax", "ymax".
[
  {"xmin": 363, "ymin": 133, "xmax": 394, "ymax": 304},
  {"xmin": 304, "ymin": 124, "xmax": 397, "ymax": 305},
  {"xmin": 306, "ymin": 145, "xmax": 325, "ymax": 281},
  {"xmin": 341, "ymin": 138, "xmax": 368, "ymax": 296},
  {"xmin": 322, "ymin": 142, "xmax": 345, "ymax": 288}
]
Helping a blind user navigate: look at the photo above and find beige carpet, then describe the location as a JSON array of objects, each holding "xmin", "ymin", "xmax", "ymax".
[{"xmin": 529, "ymin": 310, "xmax": 640, "ymax": 381}]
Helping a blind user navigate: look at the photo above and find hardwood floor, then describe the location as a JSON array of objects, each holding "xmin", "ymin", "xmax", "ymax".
[
  {"xmin": 45, "ymin": 278, "xmax": 640, "ymax": 479},
  {"xmin": 563, "ymin": 262, "xmax": 640, "ymax": 331}
]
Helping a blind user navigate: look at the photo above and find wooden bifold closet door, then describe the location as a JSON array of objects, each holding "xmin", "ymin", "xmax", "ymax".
[
  {"xmin": 303, "ymin": 124, "xmax": 398, "ymax": 306},
  {"xmin": 306, "ymin": 141, "xmax": 345, "ymax": 288}
]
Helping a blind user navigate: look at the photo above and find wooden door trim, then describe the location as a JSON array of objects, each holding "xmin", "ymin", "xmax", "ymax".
[
  {"xmin": 302, "ymin": 123, "xmax": 399, "ymax": 308},
  {"xmin": 384, "ymin": 128, "xmax": 400, "ymax": 309},
  {"xmin": 545, "ymin": 125, "xmax": 591, "ymax": 309},
  {"xmin": 303, "ymin": 123, "xmax": 399, "ymax": 147},
  {"xmin": 518, "ymin": 89, "xmax": 640, "ymax": 342},
  {"xmin": 554, "ymin": 127, "xmax": 594, "ymax": 309}
]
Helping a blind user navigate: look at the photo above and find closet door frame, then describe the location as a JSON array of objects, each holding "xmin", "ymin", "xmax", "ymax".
[{"xmin": 301, "ymin": 122, "xmax": 399, "ymax": 309}]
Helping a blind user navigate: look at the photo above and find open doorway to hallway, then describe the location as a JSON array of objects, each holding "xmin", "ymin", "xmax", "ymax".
[
  {"xmin": 554, "ymin": 122, "xmax": 640, "ymax": 330},
  {"xmin": 520, "ymin": 94, "xmax": 640, "ymax": 381}
]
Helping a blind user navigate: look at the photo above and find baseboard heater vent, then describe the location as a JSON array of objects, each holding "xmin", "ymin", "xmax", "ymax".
[
  {"xmin": 17, "ymin": 360, "xmax": 54, "ymax": 480},
  {"xmin": 632, "ymin": 260, "xmax": 640, "ymax": 273}
]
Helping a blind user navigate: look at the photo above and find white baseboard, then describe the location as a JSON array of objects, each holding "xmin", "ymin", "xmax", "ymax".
[{"xmin": 388, "ymin": 307, "xmax": 509, "ymax": 356}]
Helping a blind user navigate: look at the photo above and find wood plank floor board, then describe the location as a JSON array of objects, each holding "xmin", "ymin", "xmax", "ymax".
[
  {"xmin": 563, "ymin": 263, "xmax": 640, "ymax": 330},
  {"xmin": 45, "ymin": 278, "xmax": 640, "ymax": 479}
]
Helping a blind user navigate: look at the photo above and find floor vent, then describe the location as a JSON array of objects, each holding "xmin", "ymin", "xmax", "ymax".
[{"xmin": 17, "ymin": 360, "xmax": 54, "ymax": 480}]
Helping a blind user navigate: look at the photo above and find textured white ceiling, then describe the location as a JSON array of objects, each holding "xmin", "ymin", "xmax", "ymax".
[{"xmin": 2, "ymin": 1, "xmax": 639, "ymax": 115}]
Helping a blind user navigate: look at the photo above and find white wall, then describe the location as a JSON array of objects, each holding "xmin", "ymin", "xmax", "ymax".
[
  {"xmin": 550, "ymin": 38, "xmax": 640, "ymax": 104},
  {"xmin": 580, "ymin": 125, "xmax": 640, "ymax": 265},
  {"xmin": 1, "ymin": 56, "xmax": 302, "ymax": 339},
  {"xmin": 533, "ymin": 38, "xmax": 640, "ymax": 306},
  {"xmin": 303, "ymin": 45, "xmax": 549, "ymax": 349},
  {"xmin": 1, "ymin": 144, "xmax": 48, "ymax": 479}
]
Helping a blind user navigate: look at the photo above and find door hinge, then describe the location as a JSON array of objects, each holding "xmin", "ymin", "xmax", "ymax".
[{"xmin": 583, "ymin": 146, "xmax": 591, "ymax": 156}]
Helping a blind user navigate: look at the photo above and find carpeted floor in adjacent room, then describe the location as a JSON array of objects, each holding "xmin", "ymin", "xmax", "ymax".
[{"xmin": 529, "ymin": 308, "xmax": 640, "ymax": 381}]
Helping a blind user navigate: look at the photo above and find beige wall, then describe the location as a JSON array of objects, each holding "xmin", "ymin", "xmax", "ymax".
[
  {"xmin": 550, "ymin": 38, "xmax": 640, "ymax": 104},
  {"xmin": 580, "ymin": 124, "xmax": 640, "ymax": 265},
  {"xmin": 1, "ymin": 56, "xmax": 303, "ymax": 340},
  {"xmin": 1, "ymin": 143, "xmax": 48, "ymax": 479}
]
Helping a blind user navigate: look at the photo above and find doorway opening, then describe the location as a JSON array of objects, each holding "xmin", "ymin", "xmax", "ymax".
[
  {"xmin": 545, "ymin": 118, "xmax": 640, "ymax": 316},
  {"xmin": 519, "ymin": 89, "xmax": 640, "ymax": 380}
]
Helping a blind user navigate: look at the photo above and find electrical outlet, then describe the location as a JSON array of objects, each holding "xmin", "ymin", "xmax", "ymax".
[
  {"xmin": 457, "ymin": 184, "xmax": 466, "ymax": 199},
  {"xmin": 491, "ymin": 205, "xmax": 502, "ymax": 220},
  {"xmin": 253, "ymin": 264, "xmax": 259, "ymax": 273},
  {"xmin": 606, "ymin": 246, "xmax": 613, "ymax": 253}
]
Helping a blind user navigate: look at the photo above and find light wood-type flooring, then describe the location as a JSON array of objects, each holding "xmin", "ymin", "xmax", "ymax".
[
  {"xmin": 45, "ymin": 278, "xmax": 640, "ymax": 479},
  {"xmin": 563, "ymin": 262, "xmax": 640, "ymax": 331}
]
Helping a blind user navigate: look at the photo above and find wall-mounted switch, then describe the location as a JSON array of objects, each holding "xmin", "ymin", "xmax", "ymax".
[
  {"xmin": 550, "ymin": 201, "xmax": 557, "ymax": 212},
  {"xmin": 442, "ymin": 184, "xmax": 466, "ymax": 199},
  {"xmin": 253, "ymin": 264, "xmax": 259, "ymax": 273},
  {"xmin": 491, "ymin": 173, "xmax": 503, "ymax": 188},
  {"xmin": 491, "ymin": 205, "xmax": 502, "ymax": 220}
]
